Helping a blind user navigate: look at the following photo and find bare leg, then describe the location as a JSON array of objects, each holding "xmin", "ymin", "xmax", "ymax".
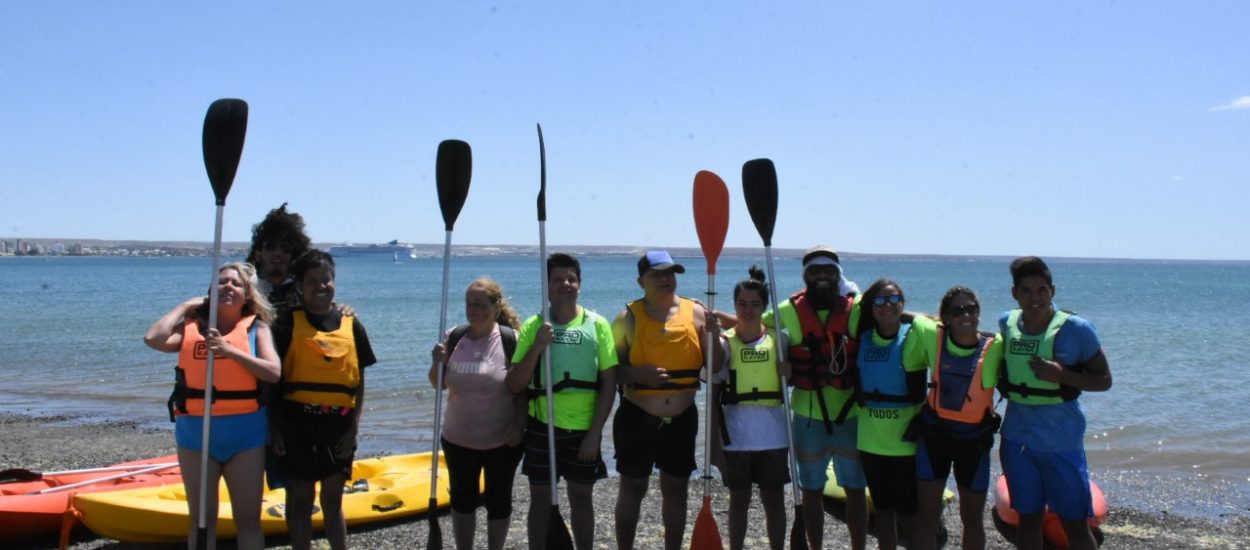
[
  {"xmin": 485, "ymin": 515, "xmax": 510, "ymax": 550},
  {"xmin": 659, "ymin": 472, "xmax": 690, "ymax": 550},
  {"xmin": 1060, "ymin": 517, "xmax": 1098, "ymax": 550},
  {"xmin": 874, "ymin": 508, "xmax": 898, "ymax": 550},
  {"xmin": 844, "ymin": 487, "xmax": 869, "ymax": 550},
  {"xmin": 759, "ymin": 488, "xmax": 786, "ymax": 550},
  {"xmin": 800, "ymin": 488, "xmax": 825, "ymax": 550},
  {"xmin": 913, "ymin": 480, "xmax": 946, "ymax": 550},
  {"xmin": 615, "ymin": 475, "xmax": 649, "ymax": 549},
  {"xmin": 527, "ymin": 482, "xmax": 551, "ymax": 549},
  {"xmin": 956, "ymin": 486, "xmax": 987, "ymax": 550},
  {"xmin": 221, "ymin": 446, "xmax": 267, "ymax": 550},
  {"xmin": 1016, "ymin": 511, "xmax": 1045, "ymax": 550},
  {"xmin": 284, "ymin": 479, "xmax": 317, "ymax": 550},
  {"xmin": 567, "ymin": 481, "xmax": 595, "ymax": 550},
  {"xmin": 319, "ymin": 471, "xmax": 349, "ymax": 550},
  {"xmin": 727, "ymin": 488, "xmax": 751, "ymax": 550},
  {"xmin": 179, "ymin": 447, "xmax": 222, "ymax": 550},
  {"xmin": 450, "ymin": 509, "xmax": 475, "ymax": 550}
]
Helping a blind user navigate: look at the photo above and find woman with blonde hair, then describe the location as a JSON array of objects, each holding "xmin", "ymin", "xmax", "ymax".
[
  {"xmin": 144, "ymin": 261, "xmax": 281, "ymax": 550},
  {"xmin": 429, "ymin": 277, "xmax": 525, "ymax": 550}
]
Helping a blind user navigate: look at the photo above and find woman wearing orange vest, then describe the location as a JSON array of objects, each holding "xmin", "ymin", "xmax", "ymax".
[
  {"xmin": 911, "ymin": 286, "xmax": 1003, "ymax": 550},
  {"xmin": 143, "ymin": 261, "xmax": 281, "ymax": 550}
]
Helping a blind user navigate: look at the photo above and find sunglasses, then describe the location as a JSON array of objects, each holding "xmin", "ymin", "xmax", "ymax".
[
  {"xmin": 946, "ymin": 304, "xmax": 980, "ymax": 317},
  {"xmin": 261, "ymin": 241, "xmax": 294, "ymax": 253},
  {"xmin": 872, "ymin": 294, "xmax": 903, "ymax": 306}
]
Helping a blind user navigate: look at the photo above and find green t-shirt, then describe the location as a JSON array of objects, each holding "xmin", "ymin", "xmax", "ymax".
[
  {"xmin": 763, "ymin": 295, "xmax": 862, "ymax": 422},
  {"xmin": 856, "ymin": 315, "xmax": 935, "ymax": 456},
  {"xmin": 512, "ymin": 307, "xmax": 617, "ymax": 430}
]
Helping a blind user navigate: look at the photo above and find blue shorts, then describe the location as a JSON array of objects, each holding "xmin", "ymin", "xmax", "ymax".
[
  {"xmin": 792, "ymin": 414, "xmax": 865, "ymax": 491},
  {"xmin": 999, "ymin": 437, "xmax": 1093, "ymax": 520},
  {"xmin": 175, "ymin": 408, "xmax": 268, "ymax": 464}
]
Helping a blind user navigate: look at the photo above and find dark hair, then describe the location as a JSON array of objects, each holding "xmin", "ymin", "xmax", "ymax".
[
  {"xmin": 245, "ymin": 203, "xmax": 312, "ymax": 265},
  {"xmin": 1010, "ymin": 256, "xmax": 1053, "ymax": 288},
  {"xmin": 938, "ymin": 285, "xmax": 979, "ymax": 325},
  {"xmin": 291, "ymin": 249, "xmax": 336, "ymax": 281},
  {"xmin": 547, "ymin": 252, "xmax": 581, "ymax": 281},
  {"xmin": 858, "ymin": 278, "xmax": 904, "ymax": 338},
  {"xmin": 732, "ymin": 265, "xmax": 769, "ymax": 305}
]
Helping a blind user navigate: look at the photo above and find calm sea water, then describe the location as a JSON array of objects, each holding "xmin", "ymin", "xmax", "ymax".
[{"xmin": 2, "ymin": 254, "xmax": 1248, "ymax": 519}]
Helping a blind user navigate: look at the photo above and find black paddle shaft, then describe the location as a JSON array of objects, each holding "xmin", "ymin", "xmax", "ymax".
[
  {"xmin": 742, "ymin": 158, "xmax": 779, "ymax": 246},
  {"xmin": 202, "ymin": 99, "xmax": 249, "ymax": 206},
  {"xmin": 436, "ymin": 140, "xmax": 472, "ymax": 230}
]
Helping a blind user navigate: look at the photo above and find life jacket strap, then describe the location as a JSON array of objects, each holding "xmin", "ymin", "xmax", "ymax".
[{"xmin": 282, "ymin": 381, "xmax": 357, "ymax": 397}]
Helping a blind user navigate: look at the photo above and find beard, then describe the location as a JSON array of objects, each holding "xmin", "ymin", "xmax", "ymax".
[{"xmin": 805, "ymin": 280, "xmax": 838, "ymax": 307}]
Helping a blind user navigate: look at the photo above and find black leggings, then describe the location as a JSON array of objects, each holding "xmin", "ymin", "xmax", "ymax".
[{"xmin": 441, "ymin": 437, "xmax": 524, "ymax": 519}]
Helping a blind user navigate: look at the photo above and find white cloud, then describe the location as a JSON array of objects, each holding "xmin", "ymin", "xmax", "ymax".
[{"xmin": 1211, "ymin": 96, "xmax": 1250, "ymax": 111}]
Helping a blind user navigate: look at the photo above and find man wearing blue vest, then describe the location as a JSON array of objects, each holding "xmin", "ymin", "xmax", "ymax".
[{"xmin": 999, "ymin": 256, "xmax": 1113, "ymax": 550}]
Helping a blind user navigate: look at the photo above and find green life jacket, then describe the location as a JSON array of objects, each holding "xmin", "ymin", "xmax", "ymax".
[
  {"xmin": 527, "ymin": 308, "xmax": 601, "ymax": 400},
  {"xmin": 720, "ymin": 329, "xmax": 783, "ymax": 407},
  {"xmin": 1001, "ymin": 309, "xmax": 1081, "ymax": 404}
]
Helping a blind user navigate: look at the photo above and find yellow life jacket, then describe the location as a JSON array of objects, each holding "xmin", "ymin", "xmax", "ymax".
[
  {"xmin": 281, "ymin": 310, "xmax": 360, "ymax": 407},
  {"xmin": 720, "ymin": 329, "xmax": 782, "ymax": 407},
  {"xmin": 628, "ymin": 298, "xmax": 703, "ymax": 395}
]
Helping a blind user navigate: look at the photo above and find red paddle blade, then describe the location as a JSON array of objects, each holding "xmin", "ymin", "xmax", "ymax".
[
  {"xmin": 690, "ymin": 495, "xmax": 724, "ymax": 549},
  {"xmin": 693, "ymin": 170, "xmax": 730, "ymax": 274}
]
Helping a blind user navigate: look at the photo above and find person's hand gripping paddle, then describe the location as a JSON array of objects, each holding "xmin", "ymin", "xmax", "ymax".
[
  {"xmin": 690, "ymin": 170, "xmax": 729, "ymax": 550},
  {"xmin": 742, "ymin": 158, "xmax": 808, "ymax": 550},
  {"xmin": 428, "ymin": 139, "xmax": 471, "ymax": 549},
  {"xmin": 196, "ymin": 97, "xmax": 248, "ymax": 549}
]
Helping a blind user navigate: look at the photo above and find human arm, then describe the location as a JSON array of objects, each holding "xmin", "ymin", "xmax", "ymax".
[
  {"xmin": 428, "ymin": 342, "xmax": 447, "ymax": 389},
  {"xmin": 505, "ymin": 317, "xmax": 548, "ymax": 394},
  {"xmin": 578, "ymin": 365, "xmax": 617, "ymax": 461},
  {"xmin": 1027, "ymin": 351, "xmax": 1112, "ymax": 392},
  {"xmin": 143, "ymin": 297, "xmax": 203, "ymax": 352},
  {"xmin": 211, "ymin": 322, "xmax": 281, "ymax": 383},
  {"xmin": 694, "ymin": 302, "xmax": 727, "ymax": 378}
]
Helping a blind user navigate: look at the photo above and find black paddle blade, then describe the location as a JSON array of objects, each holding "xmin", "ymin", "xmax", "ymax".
[
  {"xmin": 742, "ymin": 158, "xmax": 779, "ymax": 246},
  {"xmin": 0, "ymin": 468, "xmax": 41, "ymax": 483},
  {"xmin": 202, "ymin": 98, "xmax": 249, "ymax": 206},
  {"xmin": 545, "ymin": 506, "xmax": 574, "ymax": 550},
  {"xmin": 436, "ymin": 139, "xmax": 472, "ymax": 231},
  {"xmin": 789, "ymin": 505, "xmax": 807, "ymax": 550},
  {"xmin": 537, "ymin": 124, "xmax": 547, "ymax": 222}
]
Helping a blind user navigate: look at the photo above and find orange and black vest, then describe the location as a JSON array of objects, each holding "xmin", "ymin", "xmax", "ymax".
[
  {"xmin": 169, "ymin": 315, "xmax": 261, "ymax": 419},
  {"xmin": 787, "ymin": 289, "xmax": 858, "ymax": 390}
]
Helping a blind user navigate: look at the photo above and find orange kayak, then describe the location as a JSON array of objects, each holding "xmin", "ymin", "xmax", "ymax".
[{"xmin": 0, "ymin": 454, "xmax": 180, "ymax": 543}]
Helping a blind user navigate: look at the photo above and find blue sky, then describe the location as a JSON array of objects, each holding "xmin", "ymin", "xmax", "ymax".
[{"xmin": 2, "ymin": 2, "xmax": 1247, "ymax": 260}]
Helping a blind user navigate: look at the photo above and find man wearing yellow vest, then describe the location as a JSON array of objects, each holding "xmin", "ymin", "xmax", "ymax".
[
  {"xmin": 998, "ymin": 256, "xmax": 1112, "ymax": 550},
  {"xmin": 611, "ymin": 250, "xmax": 719, "ymax": 550}
]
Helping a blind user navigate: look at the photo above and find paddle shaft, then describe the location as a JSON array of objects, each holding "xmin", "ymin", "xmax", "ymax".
[
  {"xmin": 34, "ymin": 462, "xmax": 178, "ymax": 495},
  {"xmin": 429, "ymin": 229, "xmax": 454, "ymax": 504},
  {"xmin": 761, "ymin": 245, "xmax": 803, "ymax": 509},
  {"xmin": 702, "ymin": 274, "xmax": 717, "ymax": 497},
  {"xmin": 196, "ymin": 203, "xmax": 226, "ymax": 541}
]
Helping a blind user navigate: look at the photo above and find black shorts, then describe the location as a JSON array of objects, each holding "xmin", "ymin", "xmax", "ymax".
[
  {"xmin": 274, "ymin": 400, "xmax": 355, "ymax": 482},
  {"xmin": 522, "ymin": 416, "xmax": 608, "ymax": 485},
  {"xmin": 720, "ymin": 448, "xmax": 790, "ymax": 492},
  {"xmin": 441, "ymin": 437, "xmax": 524, "ymax": 519},
  {"xmin": 916, "ymin": 431, "xmax": 992, "ymax": 493},
  {"xmin": 860, "ymin": 451, "xmax": 918, "ymax": 515},
  {"xmin": 612, "ymin": 398, "xmax": 697, "ymax": 478}
]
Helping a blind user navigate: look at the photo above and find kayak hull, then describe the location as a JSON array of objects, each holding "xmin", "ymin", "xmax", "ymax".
[
  {"xmin": 74, "ymin": 452, "xmax": 462, "ymax": 543},
  {"xmin": 0, "ymin": 454, "xmax": 180, "ymax": 542}
]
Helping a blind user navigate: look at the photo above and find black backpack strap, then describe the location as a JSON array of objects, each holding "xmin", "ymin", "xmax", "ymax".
[{"xmin": 498, "ymin": 325, "xmax": 517, "ymax": 363}]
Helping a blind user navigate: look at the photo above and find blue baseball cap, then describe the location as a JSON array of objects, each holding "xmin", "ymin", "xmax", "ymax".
[{"xmin": 637, "ymin": 250, "xmax": 686, "ymax": 276}]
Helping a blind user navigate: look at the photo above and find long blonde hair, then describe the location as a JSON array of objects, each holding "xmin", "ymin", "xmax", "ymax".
[
  {"xmin": 468, "ymin": 277, "xmax": 520, "ymax": 330},
  {"xmin": 196, "ymin": 261, "xmax": 275, "ymax": 325}
]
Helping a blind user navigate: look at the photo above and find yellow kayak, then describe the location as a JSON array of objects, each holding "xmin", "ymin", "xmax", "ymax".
[{"xmin": 73, "ymin": 452, "xmax": 467, "ymax": 543}]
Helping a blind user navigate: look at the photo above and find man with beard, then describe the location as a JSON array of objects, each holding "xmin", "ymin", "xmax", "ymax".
[
  {"xmin": 763, "ymin": 245, "xmax": 868, "ymax": 550},
  {"xmin": 245, "ymin": 203, "xmax": 311, "ymax": 315}
]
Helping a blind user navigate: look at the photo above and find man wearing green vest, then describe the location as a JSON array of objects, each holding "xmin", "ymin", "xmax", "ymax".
[
  {"xmin": 508, "ymin": 253, "xmax": 617, "ymax": 550},
  {"xmin": 998, "ymin": 256, "xmax": 1112, "ymax": 550},
  {"xmin": 763, "ymin": 245, "xmax": 868, "ymax": 550}
]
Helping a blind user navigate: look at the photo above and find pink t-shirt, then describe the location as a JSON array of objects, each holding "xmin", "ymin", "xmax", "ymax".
[{"xmin": 440, "ymin": 325, "xmax": 518, "ymax": 450}]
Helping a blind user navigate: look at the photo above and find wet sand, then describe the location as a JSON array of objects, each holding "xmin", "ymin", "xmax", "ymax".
[{"xmin": 3, "ymin": 413, "xmax": 1246, "ymax": 549}]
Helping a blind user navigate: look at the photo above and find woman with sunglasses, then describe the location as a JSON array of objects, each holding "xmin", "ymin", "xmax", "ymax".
[
  {"xmin": 854, "ymin": 279, "xmax": 935, "ymax": 550},
  {"xmin": 910, "ymin": 286, "xmax": 1003, "ymax": 550}
]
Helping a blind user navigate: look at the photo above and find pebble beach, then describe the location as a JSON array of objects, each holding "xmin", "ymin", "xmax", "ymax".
[{"xmin": 4, "ymin": 414, "xmax": 1247, "ymax": 550}]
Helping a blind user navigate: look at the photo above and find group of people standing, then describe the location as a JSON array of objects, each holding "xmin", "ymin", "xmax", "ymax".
[{"xmin": 145, "ymin": 201, "xmax": 1112, "ymax": 550}]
